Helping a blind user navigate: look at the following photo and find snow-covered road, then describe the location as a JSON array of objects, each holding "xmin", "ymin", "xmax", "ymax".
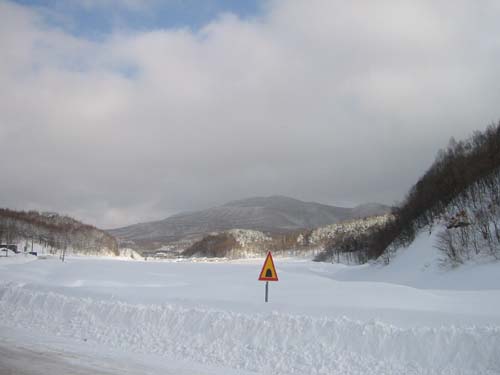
[
  {"xmin": 1, "ymin": 236, "xmax": 500, "ymax": 375},
  {"xmin": 0, "ymin": 339, "xmax": 145, "ymax": 375},
  {"xmin": 0, "ymin": 325, "xmax": 246, "ymax": 375}
]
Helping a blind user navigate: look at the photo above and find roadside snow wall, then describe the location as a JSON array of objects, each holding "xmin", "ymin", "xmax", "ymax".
[{"xmin": 0, "ymin": 283, "xmax": 499, "ymax": 375}]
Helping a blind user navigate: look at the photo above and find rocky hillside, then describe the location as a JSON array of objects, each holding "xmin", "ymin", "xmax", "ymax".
[
  {"xmin": 0, "ymin": 208, "xmax": 118, "ymax": 256},
  {"xmin": 109, "ymin": 196, "xmax": 390, "ymax": 249}
]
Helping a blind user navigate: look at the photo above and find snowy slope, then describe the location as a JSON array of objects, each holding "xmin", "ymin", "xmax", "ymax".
[
  {"xmin": 1, "ymin": 249, "xmax": 499, "ymax": 375},
  {"xmin": 331, "ymin": 230, "xmax": 500, "ymax": 290}
]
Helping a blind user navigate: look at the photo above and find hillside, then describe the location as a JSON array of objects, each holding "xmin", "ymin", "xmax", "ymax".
[
  {"xmin": 0, "ymin": 208, "xmax": 118, "ymax": 256},
  {"xmin": 109, "ymin": 196, "xmax": 390, "ymax": 248},
  {"xmin": 181, "ymin": 215, "xmax": 391, "ymax": 259},
  {"xmin": 316, "ymin": 122, "xmax": 500, "ymax": 265}
]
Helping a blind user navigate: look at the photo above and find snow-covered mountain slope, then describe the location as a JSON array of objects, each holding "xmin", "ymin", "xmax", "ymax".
[
  {"xmin": 1, "ymin": 252, "xmax": 499, "ymax": 375},
  {"xmin": 308, "ymin": 214, "xmax": 392, "ymax": 245},
  {"xmin": 329, "ymin": 230, "xmax": 500, "ymax": 290},
  {"xmin": 108, "ymin": 196, "xmax": 390, "ymax": 246}
]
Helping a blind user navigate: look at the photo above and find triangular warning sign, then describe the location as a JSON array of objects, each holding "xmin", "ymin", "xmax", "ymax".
[{"xmin": 258, "ymin": 252, "xmax": 278, "ymax": 281}]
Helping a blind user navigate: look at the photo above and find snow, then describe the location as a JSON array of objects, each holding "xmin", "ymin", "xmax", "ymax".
[
  {"xmin": 331, "ymin": 230, "xmax": 500, "ymax": 290},
  {"xmin": 227, "ymin": 229, "xmax": 271, "ymax": 247},
  {"xmin": 0, "ymin": 326, "xmax": 251, "ymax": 375},
  {"xmin": 117, "ymin": 247, "xmax": 145, "ymax": 260},
  {"xmin": 0, "ymin": 252, "xmax": 37, "ymax": 265},
  {"xmin": 1, "ymin": 234, "xmax": 500, "ymax": 375},
  {"xmin": 309, "ymin": 214, "xmax": 391, "ymax": 244}
]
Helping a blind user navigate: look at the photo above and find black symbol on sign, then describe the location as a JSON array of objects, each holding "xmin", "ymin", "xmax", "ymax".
[{"xmin": 265, "ymin": 269, "xmax": 273, "ymax": 278}]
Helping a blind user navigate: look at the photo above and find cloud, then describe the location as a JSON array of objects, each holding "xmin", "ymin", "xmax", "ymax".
[{"xmin": 1, "ymin": 0, "xmax": 500, "ymax": 227}]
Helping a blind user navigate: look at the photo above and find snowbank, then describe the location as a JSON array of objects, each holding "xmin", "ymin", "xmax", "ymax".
[
  {"xmin": 0, "ymin": 253, "xmax": 37, "ymax": 265},
  {"xmin": 1, "ymin": 282, "xmax": 499, "ymax": 375},
  {"xmin": 2, "ymin": 252, "xmax": 500, "ymax": 374}
]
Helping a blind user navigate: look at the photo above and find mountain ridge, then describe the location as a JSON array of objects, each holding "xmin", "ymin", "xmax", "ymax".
[{"xmin": 108, "ymin": 196, "xmax": 390, "ymax": 247}]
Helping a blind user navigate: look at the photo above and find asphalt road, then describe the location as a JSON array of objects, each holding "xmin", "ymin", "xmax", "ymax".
[
  {"xmin": 0, "ymin": 333, "xmax": 236, "ymax": 375},
  {"xmin": 0, "ymin": 343, "xmax": 125, "ymax": 375}
]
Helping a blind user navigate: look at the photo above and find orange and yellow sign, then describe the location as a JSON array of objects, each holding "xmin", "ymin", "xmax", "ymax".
[{"xmin": 258, "ymin": 252, "xmax": 278, "ymax": 281}]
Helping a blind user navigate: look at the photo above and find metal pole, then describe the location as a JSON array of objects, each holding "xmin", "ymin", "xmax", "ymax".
[{"xmin": 265, "ymin": 281, "xmax": 269, "ymax": 303}]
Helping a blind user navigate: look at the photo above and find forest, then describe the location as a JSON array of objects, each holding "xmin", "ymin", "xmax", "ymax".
[{"xmin": 0, "ymin": 209, "xmax": 118, "ymax": 255}]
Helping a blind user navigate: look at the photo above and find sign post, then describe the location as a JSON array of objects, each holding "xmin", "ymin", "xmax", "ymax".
[{"xmin": 258, "ymin": 252, "xmax": 278, "ymax": 303}]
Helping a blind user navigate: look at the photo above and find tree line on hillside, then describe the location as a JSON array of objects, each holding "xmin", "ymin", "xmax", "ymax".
[
  {"xmin": 182, "ymin": 233, "xmax": 239, "ymax": 258},
  {"xmin": 0, "ymin": 208, "xmax": 118, "ymax": 255},
  {"xmin": 181, "ymin": 230, "xmax": 318, "ymax": 258},
  {"xmin": 316, "ymin": 121, "xmax": 500, "ymax": 264},
  {"xmin": 314, "ymin": 221, "xmax": 391, "ymax": 264}
]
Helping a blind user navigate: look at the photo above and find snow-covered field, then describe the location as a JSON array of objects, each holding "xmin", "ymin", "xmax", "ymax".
[{"xmin": 1, "ymin": 232, "xmax": 500, "ymax": 374}]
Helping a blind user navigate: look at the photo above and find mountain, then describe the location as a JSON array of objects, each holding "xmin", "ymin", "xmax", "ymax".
[{"xmin": 109, "ymin": 196, "xmax": 390, "ymax": 247}]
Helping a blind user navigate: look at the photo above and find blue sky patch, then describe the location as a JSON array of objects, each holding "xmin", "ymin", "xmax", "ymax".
[{"xmin": 13, "ymin": 0, "xmax": 265, "ymax": 40}]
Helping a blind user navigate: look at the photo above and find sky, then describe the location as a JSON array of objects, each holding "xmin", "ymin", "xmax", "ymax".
[{"xmin": 1, "ymin": 0, "xmax": 500, "ymax": 228}]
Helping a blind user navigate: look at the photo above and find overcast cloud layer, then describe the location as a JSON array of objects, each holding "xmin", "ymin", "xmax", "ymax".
[{"xmin": 1, "ymin": 0, "xmax": 500, "ymax": 228}]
